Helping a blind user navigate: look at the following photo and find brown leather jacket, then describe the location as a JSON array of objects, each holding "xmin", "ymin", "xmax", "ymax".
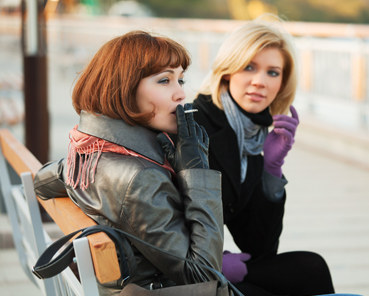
[{"xmin": 34, "ymin": 111, "xmax": 223, "ymax": 295}]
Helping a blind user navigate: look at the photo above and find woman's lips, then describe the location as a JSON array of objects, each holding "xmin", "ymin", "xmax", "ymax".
[{"xmin": 247, "ymin": 92, "xmax": 265, "ymax": 102}]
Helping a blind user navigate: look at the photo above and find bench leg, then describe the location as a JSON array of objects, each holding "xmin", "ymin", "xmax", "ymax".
[{"xmin": 73, "ymin": 237, "xmax": 100, "ymax": 296}]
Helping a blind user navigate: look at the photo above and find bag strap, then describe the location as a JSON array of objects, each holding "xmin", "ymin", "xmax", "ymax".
[
  {"xmin": 32, "ymin": 228, "xmax": 80, "ymax": 279},
  {"xmin": 32, "ymin": 225, "xmax": 137, "ymax": 285},
  {"xmin": 32, "ymin": 225, "xmax": 244, "ymax": 296}
]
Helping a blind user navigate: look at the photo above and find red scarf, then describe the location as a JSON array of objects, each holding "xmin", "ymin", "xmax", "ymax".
[{"xmin": 66, "ymin": 125, "xmax": 175, "ymax": 190}]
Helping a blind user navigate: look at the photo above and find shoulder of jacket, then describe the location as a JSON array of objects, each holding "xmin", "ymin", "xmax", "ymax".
[{"xmin": 97, "ymin": 152, "xmax": 170, "ymax": 179}]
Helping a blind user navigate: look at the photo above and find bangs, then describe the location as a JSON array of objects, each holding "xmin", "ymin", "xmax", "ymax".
[{"xmin": 141, "ymin": 36, "xmax": 191, "ymax": 77}]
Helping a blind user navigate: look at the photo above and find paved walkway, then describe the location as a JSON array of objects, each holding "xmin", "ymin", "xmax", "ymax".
[
  {"xmin": 224, "ymin": 122, "xmax": 369, "ymax": 295},
  {"xmin": 1, "ymin": 121, "xmax": 369, "ymax": 295}
]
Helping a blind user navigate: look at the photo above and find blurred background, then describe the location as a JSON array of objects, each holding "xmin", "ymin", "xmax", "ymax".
[{"xmin": 0, "ymin": 0, "xmax": 369, "ymax": 295}]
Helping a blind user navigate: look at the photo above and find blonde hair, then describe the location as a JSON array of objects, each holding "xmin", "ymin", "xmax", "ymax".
[{"xmin": 199, "ymin": 15, "xmax": 297, "ymax": 115}]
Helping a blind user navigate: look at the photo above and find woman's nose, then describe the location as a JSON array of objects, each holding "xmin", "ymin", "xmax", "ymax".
[
  {"xmin": 173, "ymin": 86, "xmax": 186, "ymax": 102},
  {"xmin": 251, "ymin": 72, "xmax": 266, "ymax": 87}
]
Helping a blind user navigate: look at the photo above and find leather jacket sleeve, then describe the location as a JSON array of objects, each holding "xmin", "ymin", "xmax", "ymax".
[
  {"xmin": 34, "ymin": 159, "xmax": 68, "ymax": 199},
  {"xmin": 119, "ymin": 167, "xmax": 223, "ymax": 285},
  {"xmin": 261, "ymin": 170, "xmax": 288, "ymax": 202}
]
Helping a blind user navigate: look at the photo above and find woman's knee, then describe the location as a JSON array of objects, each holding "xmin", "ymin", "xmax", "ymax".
[
  {"xmin": 293, "ymin": 251, "xmax": 331, "ymax": 274},
  {"xmin": 288, "ymin": 251, "xmax": 335, "ymax": 292}
]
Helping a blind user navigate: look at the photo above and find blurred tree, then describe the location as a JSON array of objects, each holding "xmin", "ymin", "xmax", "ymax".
[
  {"xmin": 304, "ymin": 0, "xmax": 369, "ymax": 23},
  {"xmin": 227, "ymin": 0, "xmax": 277, "ymax": 20},
  {"xmin": 81, "ymin": 0, "xmax": 100, "ymax": 14},
  {"xmin": 265, "ymin": 0, "xmax": 369, "ymax": 23},
  {"xmin": 57, "ymin": 0, "xmax": 369, "ymax": 23},
  {"xmin": 135, "ymin": 0, "xmax": 230, "ymax": 19}
]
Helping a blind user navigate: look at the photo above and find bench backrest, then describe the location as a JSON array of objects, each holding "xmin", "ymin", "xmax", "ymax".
[
  {"xmin": 0, "ymin": 168, "xmax": 89, "ymax": 295},
  {"xmin": 0, "ymin": 129, "xmax": 121, "ymax": 291}
]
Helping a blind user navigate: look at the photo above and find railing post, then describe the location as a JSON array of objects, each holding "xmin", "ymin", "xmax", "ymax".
[
  {"xmin": 300, "ymin": 48, "xmax": 313, "ymax": 93},
  {"xmin": 21, "ymin": 0, "xmax": 49, "ymax": 164},
  {"xmin": 351, "ymin": 39, "xmax": 368, "ymax": 129},
  {"xmin": 352, "ymin": 48, "xmax": 366, "ymax": 102}
]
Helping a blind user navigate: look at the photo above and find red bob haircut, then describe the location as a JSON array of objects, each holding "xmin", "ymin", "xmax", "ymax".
[{"xmin": 72, "ymin": 30, "xmax": 191, "ymax": 125}]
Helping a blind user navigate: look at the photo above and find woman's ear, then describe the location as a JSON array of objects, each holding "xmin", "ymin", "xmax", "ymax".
[{"xmin": 222, "ymin": 74, "xmax": 230, "ymax": 81}]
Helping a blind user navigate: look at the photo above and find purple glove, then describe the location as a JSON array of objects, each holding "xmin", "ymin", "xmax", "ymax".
[
  {"xmin": 263, "ymin": 105, "xmax": 299, "ymax": 178},
  {"xmin": 222, "ymin": 251, "xmax": 251, "ymax": 284}
]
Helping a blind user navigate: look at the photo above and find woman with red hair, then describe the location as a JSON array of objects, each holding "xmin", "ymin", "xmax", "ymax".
[{"xmin": 34, "ymin": 31, "xmax": 223, "ymax": 295}]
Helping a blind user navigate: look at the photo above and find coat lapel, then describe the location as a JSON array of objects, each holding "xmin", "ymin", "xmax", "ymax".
[
  {"xmin": 194, "ymin": 94, "xmax": 241, "ymax": 197},
  {"xmin": 210, "ymin": 125, "xmax": 241, "ymax": 197}
]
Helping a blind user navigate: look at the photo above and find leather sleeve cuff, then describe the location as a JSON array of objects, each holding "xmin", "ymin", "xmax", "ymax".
[{"xmin": 262, "ymin": 170, "xmax": 288, "ymax": 202}]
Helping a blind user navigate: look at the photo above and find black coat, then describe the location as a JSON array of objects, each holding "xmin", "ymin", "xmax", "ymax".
[{"xmin": 193, "ymin": 94, "xmax": 285, "ymax": 259}]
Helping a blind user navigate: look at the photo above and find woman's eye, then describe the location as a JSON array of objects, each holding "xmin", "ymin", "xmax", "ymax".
[
  {"xmin": 158, "ymin": 77, "xmax": 185, "ymax": 85},
  {"xmin": 268, "ymin": 70, "xmax": 280, "ymax": 77},
  {"xmin": 244, "ymin": 65, "xmax": 253, "ymax": 71},
  {"xmin": 158, "ymin": 78, "xmax": 169, "ymax": 84}
]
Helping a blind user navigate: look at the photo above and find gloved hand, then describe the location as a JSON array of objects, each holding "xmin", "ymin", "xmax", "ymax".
[
  {"xmin": 263, "ymin": 105, "xmax": 299, "ymax": 178},
  {"xmin": 222, "ymin": 251, "xmax": 251, "ymax": 284},
  {"xmin": 157, "ymin": 104, "xmax": 209, "ymax": 173}
]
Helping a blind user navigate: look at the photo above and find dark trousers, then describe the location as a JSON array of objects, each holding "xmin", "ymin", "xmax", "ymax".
[{"xmin": 235, "ymin": 251, "xmax": 335, "ymax": 296}]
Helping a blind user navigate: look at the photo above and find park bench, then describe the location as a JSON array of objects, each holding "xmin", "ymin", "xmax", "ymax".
[{"xmin": 0, "ymin": 128, "xmax": 121, "ymax": 296}]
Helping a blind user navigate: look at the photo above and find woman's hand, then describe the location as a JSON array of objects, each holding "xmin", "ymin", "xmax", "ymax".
[
  {"xmin": 157, "ymin": 104, "xmax": 209, "ymax": 173},
  {"xmin": 263, "ymin": 105, "xmax": 299, "ymax": 178},
  {"xmin": 222, "ymin": 251, "xmax": 251, "ymax": 283}
]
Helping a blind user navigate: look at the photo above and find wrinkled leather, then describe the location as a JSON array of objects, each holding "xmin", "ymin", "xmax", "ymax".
[
  {"xmin": 157, "ymin": 104, "xmax": 209, "ymax": 172},
  {"xmin": 34, "ymin": 111, "xmax": 223, "ymax": 295}
]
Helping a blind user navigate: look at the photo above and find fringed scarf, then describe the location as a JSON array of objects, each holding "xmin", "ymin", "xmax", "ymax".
[{"xmin": 66, "ymin": 125, "xmax": 175, "ymax": 190}]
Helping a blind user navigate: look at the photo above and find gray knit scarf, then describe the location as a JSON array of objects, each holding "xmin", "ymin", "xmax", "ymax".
[{"xmin": 221, "ymin": 91, "xmax": 268, "ymax": 183}]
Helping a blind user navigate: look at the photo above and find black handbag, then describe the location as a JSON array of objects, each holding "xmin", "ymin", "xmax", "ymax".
[{"xmin": 32, "ymin": 225, "xmax": 244, "ymax": 296}]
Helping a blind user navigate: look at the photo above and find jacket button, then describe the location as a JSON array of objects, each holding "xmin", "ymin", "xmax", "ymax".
[{"xmin": 228, "ymin": 204, "xmax": 235, "ymax": 214}]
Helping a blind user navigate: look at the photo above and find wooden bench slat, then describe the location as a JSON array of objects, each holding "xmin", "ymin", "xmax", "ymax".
[{"xmin": 0, "ymin": 129, "xmax": 121, "ymax": 283}]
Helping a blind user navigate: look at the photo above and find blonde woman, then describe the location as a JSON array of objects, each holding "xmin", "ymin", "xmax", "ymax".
[{"xmin": 193, "ymin": 16, "xmax": 335, "ymax": 296}]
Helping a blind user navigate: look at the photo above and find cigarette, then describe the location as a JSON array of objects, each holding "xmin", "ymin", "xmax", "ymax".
[{"xmin": 184, "ymin": 109, "xmax": 198, "ymax": 113}]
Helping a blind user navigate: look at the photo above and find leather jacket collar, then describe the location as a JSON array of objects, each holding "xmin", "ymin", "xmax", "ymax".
[{"xmin": 77, "ymin": 111, "xmax": 165, "ymax": 165}]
